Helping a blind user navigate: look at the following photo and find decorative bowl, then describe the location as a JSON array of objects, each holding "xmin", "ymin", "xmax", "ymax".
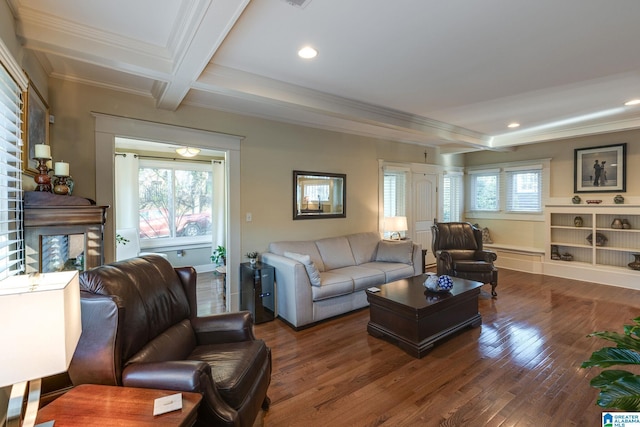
[
  {"xmin": 424, "ymin": 274, "xmax": 453, "ymax": 293},
  {"xmin": 587, "ymin": 232, "xmax": 608, "ymax": 246}
]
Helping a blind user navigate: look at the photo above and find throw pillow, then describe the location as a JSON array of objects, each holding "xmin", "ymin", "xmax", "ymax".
[
  {"xmin": 375, "ymin": 240, "xmax": 413, "ymax": 264},
  {"xmin": 283, "ymin": 251, "xmax": 322, "ymax": 286},
  {"xmin": 482, "ymin": 227, "xmax": 493, "ymax": 244}
]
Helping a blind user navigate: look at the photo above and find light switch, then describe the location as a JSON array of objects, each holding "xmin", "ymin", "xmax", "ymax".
[{"xmin": 246, "ymin": 212, "xmax": 252, "ymax": 222}]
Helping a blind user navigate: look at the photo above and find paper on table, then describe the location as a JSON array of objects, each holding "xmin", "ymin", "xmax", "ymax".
[{"xmin": 153, "ymin": 393, "xmax": 183, "ymax": 416}]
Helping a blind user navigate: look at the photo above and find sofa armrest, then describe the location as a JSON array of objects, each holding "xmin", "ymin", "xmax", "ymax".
[
  {"xmin": 476, "ymin": 250, "xmax": 498, "ymax": 263},
  {"xmin": 192, "ymin": 311, "xmax": 256, "ymax": 344},
  {"xmin": 411, "ymin": 242, "xmax": 423, "ymax": 275},
  {"xmin": 123, "ymin": 360, "xmax": 211, "ymax": 392},
  {"xmin": 261, "ymin": 252, "xmax": 314, "ymax": 328},
  {"xmin": 435, "ymin": 250, "xmax": 454, "ymax": 274},
  {"xmin": 123, "ymin": 361, "xmax": 239, "ymax": 426},
  {"xmin": 68, "ymin": 292, "xmax": 123, "ymax": 386}
]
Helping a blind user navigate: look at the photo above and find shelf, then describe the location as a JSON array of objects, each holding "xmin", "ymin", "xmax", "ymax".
[{"xmin": 546, "ymin": 205, "xmax": 640, "ymax": 287}]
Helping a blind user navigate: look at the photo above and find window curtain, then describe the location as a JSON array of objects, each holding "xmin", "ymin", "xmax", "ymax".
[
  {"xmin": 211, "ymin": 160, "xmax": 226, "ymax": 249},
  {"xmin": 114, "ymin": 152, "xmax": 139, "ymax": 230}
]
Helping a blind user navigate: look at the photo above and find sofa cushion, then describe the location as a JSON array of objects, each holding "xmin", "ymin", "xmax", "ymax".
[
  {"xmin": 360, "ymin": 262, "xmax": 416, "ymax": 282},
  {"xmin": 268, "ymin": 241, "xmax": 326, "ymax": 271},
  {"xmin": 346, "ymin": 232, "xmax": 381, "ymax": 265},
  {"xmin": 311, "ymin": 272, "xmax": 353, "ymax": 301},
  {"xmin": 283, "ymin": 251, "xmax": 321, "ymax": 286},
  {"xmin": 329, "ymin": 266, "xmax": 386, "ymax": 291},
  {"xmin": 127, "ymin": 319, "xmax": 196, "ymax": 365},
  {"xmin": 315, "ymin": 236, "xmax": 356, "ymax": 270},
  {"xmin": 375, "ymin": 240, "xmax": 413, "ymax": 264},
  {"xmin": 188, "ymin": 340, "xmax": 270, "ymax": 409},
  {"xmin": 453, "ymin": 260, "xmax": 495, "ymax": 272}
]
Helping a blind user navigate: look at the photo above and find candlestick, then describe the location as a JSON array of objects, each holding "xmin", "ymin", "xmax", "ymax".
[
  {"xmin": 34, "ymin": 144, "xmax": 51, "ymax": 159},
  {"xmin": 33, "ymin": 158, "xmax": 52, "ymax": 192},
  {"xmin": 54, "ymin": 161, "xmax": 69, "ymax": 177}
]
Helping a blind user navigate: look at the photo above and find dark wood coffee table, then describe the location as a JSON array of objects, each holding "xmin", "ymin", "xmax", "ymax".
[{"xmin": 366, "ymin": 275, "xmax": 483, "ymax": 358}]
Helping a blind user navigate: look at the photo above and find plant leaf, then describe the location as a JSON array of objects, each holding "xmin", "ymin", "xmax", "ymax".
[
  {"xmin": 589, "ymin": 370, "xmax": 640, "ymax": 410},
  {"xmin": 581, "ymin": 347, "xmax": 640, "ymax": 368},
  {"xmin": 588, "ymin": 331, "xmax": 640, "ymax": 352}
]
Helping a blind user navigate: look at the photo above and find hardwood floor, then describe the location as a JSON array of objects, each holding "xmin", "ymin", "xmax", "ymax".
[{"xmin": 253, "ymin": 269, "xmax": 640, "ymax": 426}]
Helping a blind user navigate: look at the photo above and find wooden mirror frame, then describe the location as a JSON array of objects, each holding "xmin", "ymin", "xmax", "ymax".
[{"xmin": 293, "ymin": 170, "xmax": 346, "ymax": 220}]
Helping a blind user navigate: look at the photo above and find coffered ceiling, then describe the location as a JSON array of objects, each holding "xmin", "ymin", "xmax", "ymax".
[{"xmin": 8, "ymin": 0, "xmax": 640, "ymax": 153}]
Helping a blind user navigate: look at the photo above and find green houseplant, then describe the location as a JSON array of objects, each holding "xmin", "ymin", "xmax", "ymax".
[
  {"xmin": 581, "ymin": 316, "xmax": 640, "ymax": 410},
  {"xmin": 211, "ymin": 245, "xmax": 226, "ymax": 266}
]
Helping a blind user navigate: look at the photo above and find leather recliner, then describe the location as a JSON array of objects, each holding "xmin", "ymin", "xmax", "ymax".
[
  {"xmin": 431, "ymin": 222, "xmax": 498, "ymax": 296},
  {"xmin": 68, "ymin": 255, "xmax": 271, "ymax": 427}
]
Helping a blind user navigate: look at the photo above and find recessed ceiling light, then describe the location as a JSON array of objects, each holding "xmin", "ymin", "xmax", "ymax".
[
  {"xmin": 298, "ymin": 46, "xmax": 318, "ymax": 59},
  {"xmin": 507, "ymin": 122, "xmax": 520, "ymax": 128},
  {"xmin": 624, "ymin": 99, "xmax": 640, "ymax": 106}
]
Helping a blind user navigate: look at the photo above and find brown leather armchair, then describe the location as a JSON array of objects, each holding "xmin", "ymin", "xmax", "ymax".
[
  {"xmin": 431, "ymin": 222, "xmax": 498, "ymax": 296},
  {"xmin": 68, "ymin": 255, "xmax": 271, "ymax": 427}
]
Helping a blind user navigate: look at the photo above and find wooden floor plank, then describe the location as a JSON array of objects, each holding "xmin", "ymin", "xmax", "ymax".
[{"xmin": 252, "ymin": 269, "xmax": 640, "ymax": 426}]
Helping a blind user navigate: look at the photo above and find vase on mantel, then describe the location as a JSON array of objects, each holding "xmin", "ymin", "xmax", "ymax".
[{"xmin": 629, "ymin": 254, "xmax": 640, "ymax": 271}]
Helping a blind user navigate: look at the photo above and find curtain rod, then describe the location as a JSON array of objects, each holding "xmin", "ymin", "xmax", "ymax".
[{"xmin": 115, "ymin": 152, "xmax": 222, "ymax": 164}]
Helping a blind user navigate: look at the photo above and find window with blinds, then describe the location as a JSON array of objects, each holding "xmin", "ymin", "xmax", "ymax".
[
  {"xmin": 443, "ymin": 174, "xmax": 463, "ymax": 222},
  {"xmin": 0, "ymin": 63, "xmax": 24, "ymax": 280},
  {"xmin": 505, "ymin": 166, "xmax": 542, "ymax": 213},
  {"xmin": 383, "ymin": 169, "xmax": 407, "ymax": 218}
]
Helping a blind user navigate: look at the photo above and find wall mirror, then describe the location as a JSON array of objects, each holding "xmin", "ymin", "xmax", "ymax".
[{"xmin": 293, "ymin": 170, "xmax": 346, "ymax": 220}]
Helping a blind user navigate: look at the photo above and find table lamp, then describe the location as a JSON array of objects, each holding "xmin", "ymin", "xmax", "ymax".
[
  {"xmin": 384, "ymin": 216, "xmax": 408, "ymax": 240},
  {"xmin": 0, "ymin": 271, "xmax": 81, "ymax": 427}
]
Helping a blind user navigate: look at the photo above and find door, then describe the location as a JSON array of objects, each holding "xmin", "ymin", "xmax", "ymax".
[{"xmin": 412, "ymin": 173, "xmax": 438, "ymax": 267}]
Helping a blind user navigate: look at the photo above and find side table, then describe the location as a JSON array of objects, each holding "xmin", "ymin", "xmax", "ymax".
[
  {"xmin": 240, "ymin": 262, "xmax": 275, "ymax": 323},
  {"xmin": 35, "ymin": 384, "xmax": 202, "ymax": 427}
]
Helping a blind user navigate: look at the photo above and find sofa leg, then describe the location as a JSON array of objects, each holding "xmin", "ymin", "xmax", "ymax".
[{"xmin": 261, "ymin": 396, "xmax": 271, "ymax": 411}]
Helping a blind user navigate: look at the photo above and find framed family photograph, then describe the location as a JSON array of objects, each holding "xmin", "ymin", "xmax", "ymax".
[
  {"xmin": 21, "ymin": 78, "xmax": 50, "ymax": 176},
  {"xmin": 574, "ymin": 143, "xmax": 626, "ymax": 193}
]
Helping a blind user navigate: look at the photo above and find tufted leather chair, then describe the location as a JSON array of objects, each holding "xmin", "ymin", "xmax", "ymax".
[
  {"xmin": 431, "ymin": 222, "xmax": 498, "ymax": 296},
  {"xmin": 68, "ymin": 255, "xmax": 271, "ymax": 427}
]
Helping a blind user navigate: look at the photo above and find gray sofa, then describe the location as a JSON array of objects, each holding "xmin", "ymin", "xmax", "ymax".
[{"xmin": 262, "ymin": 232, "xmax": 422, "ymax": 329}]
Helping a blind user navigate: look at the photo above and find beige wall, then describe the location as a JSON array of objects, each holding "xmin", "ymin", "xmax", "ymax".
[
  {"xmin": 46, "ymin": 78, "xmax": 455, "ymax": 262},
  {"xmin": 465, "ymin": 133, "xmax": 640, "ymax": 248}
]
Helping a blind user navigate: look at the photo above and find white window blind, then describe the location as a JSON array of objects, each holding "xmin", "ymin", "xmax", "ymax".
[
  {"xmin": 505, "ymin": 166, "xmax": 542, "ymax": 213},
  {"xmin": 0, "ymin": 63, "xmax": 24, "ymax": 279},
  {"xmin": 443, "ymin": 174, "xmax": 463, "ymax": 222},
  {"xmin": 383, "ymin": 169, "xmax": 407, "ymax": 217}
]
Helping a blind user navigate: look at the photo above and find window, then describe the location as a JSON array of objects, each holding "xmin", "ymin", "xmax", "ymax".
[
  {"xmin": 442, "ymin": 173, "xmax": 463, "ymax": 222},
  {"xmin": 383, "ymin": 169, "xmax": 407, "ymax": 218},
  {"xmin": 139, "ymin": 160, "xmax": 212, "ymax": 243},
  {"xmin": 505, "ymin": 166, "xmax": 542, "ymax": 213},
  {"xmin": 469, "ymin": 169, "xmax": 499, "ymax": 212},
  {"xmin": 0, "ymin": 64, "xmax": 25, "ymax": 280},
  {"xmin": 466, "ymin": 160, "xmax": 548, "ymax": 220}
]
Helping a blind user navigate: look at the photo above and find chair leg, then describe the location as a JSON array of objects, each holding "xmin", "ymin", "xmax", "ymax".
[
  {"xmin": 490, "ymin": 269, "xmax": 498, "ymax": 297},
  {"xmin": 261, "ymin": 396, "xmax": 271, "ymax": 411}
]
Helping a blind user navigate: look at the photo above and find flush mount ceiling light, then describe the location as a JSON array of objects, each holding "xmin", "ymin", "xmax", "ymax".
[
  {"xmin": 175, "ymin": 147, "xmax": 200, "ymax": 157},
  {"xmin": 298, "ymin": 46, "xmax": 318, "ymax": 59},
  {"xmin": 507, "ymin": 122, "xmax": 520, "ymax": 128},
  {"xmin": 624, "ymin": 99, "xmax": 640, "ymax": 106}
]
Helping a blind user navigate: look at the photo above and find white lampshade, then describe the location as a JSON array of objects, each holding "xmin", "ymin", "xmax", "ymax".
[
  {"xmin": 0, "ymin": 271, "xmax": 82, "ymax": 387},
  {"xmin": 384, "ymin": 216, "xmax": 408, "ymax": 233},
  {"xmin": 175, "ymin": 147, "xmax": 200, "ymax": 157}
]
